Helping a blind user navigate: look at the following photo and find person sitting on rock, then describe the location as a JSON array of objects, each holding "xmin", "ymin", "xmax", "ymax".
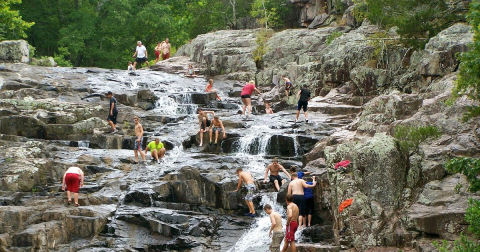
[
  {"xmin": 235, "ymin": 167, "xmax": 257, "ymax": 217},
  {"xmin": 287, "ymin": 173, "xmax": 316, "ymax": 229},
  {"xmin": 127, "ymin": 61, "xmax": 133, "ymax": 71},
  {"xmin": 197, "ymin": 108, "xmax": 215, "ymax": 147},
  {"xmin": 185, "ymin": 64, "xmax": 197, "ymax": 77},
  {"xmin": 290, "ymin": 165, "xmax": 311, "ymax": 179},
  {"xmin": 265, "ymin": 102, "xmax": 273, "ymax": 114},
  {"xmin": 144, "ymin": 137, "xmax": 166, "ymax": 164},
  {"xmin": 208, "ymin": 115, "xmax": 226, "ymax": 146},
  {"xmin": 263, "ymin": 158, "xmax": 292, "ymax": 191},
  {"xmin": 205, "ymin": 79, "xmax": 221, "ymax": 100},
  {"xmin": 133, "ymin": 116, "xmax": 147, "ymax": 164},
  {"xmin": 62, "ymin": 166, "xmax": 84, "ymax": 207},
  {"xmin": 282, "ymin": 75, "xmax": 293, "ymax": 97}
]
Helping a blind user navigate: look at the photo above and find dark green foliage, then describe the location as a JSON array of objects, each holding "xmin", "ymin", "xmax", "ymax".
[
  {"xmin": 393, "ymin": 125, "xmax": 442, "ymax": 157},
  {"xmin": 446, "ymin": 157, "xmax": 480, "ymax": 192},
  {"xmin": 434, "ymin": 234, "xmax": 480, "ymax": 252},
  {"xmin": 466, "ymin": 198, "xmax": 480, "ymax": 238},
  {"xmin": 365, "ymin": 0, "xmax": 468, "ymax": 48},
  {"xmin": 0, "ymin": 0, "xmax": 34, "ymax": 40},
  {"xmin": 451, "ymin": 0, "xmax": 480, "ymax": 121}
]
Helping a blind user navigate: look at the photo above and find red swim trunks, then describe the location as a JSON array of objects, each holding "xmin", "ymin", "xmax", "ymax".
[
  {"xmin": 155, "ymin": 51, "xmax": 160, "ymax": 59},
  {"xmin": 285, "ymin": 221, "xmax": 298, "ymax": 242},
  {"xmin": 65, "ymin": 173, "xmax": 80, "ymax": 193},
  {"xmin": 162, "ymin": 53, "xmax": 170, "ymax": 60}
]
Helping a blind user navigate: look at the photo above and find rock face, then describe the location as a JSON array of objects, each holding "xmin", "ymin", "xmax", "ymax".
[{"xmin": 0, "ymin": 40, "xmax": 29, "ymax": 63}]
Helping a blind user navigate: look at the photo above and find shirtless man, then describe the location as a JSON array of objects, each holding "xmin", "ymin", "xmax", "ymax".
[
  {"xmin": 235, "ymin": 168, "xmax": 256, "ymax": 217},
  {"xmin": 282, "ymin": 76, "xmax": 293, "ymax": 97},
  {"xmin": 282, "ymin": 194, "xmax": 299, "ymax": 252},
  {"xmin": 288, "ymin": 173, "xmax": 316, "ymax": 229},
  {"xmin": 208, "ymin": 115, "xmax": 226, "ymax": 145},
  {"xmin": 133, "ymin": 116, "xmax": 147, "ymax": 164},
  {"xmin": 264, "ymin": 204, "xmax": 284, "ymax": 252},
  {"xmin": 197, "ymin": 108, "xmax": 215, "ymax": 146},
  {"xmin": 263, "ymin": 158, "xmax": 291, "ymax": 191}
]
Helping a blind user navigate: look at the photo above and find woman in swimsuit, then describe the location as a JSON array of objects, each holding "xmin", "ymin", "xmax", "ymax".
[{"xmin": 240, "ymin": 80, "xmax": 261, "ymax": 118}]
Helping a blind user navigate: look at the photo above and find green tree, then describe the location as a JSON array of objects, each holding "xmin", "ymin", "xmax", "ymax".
[
  {"xmin": 365, "ymin": 0, "xmax": 468, "ymax": 48},
  {"xmin": 451, "ymin": 0, "xmax": 480, "ymax": 121},
  {"xmin": 393, "ymin": 125, "xmax": 442, "ymax": 158},
  {"xmin": 0, "ymin": 0, "xmax": 34, "ymax": 40},
  {"xmin": 251, "ymin": 0, "xmax": 293, "ymax": 29}
]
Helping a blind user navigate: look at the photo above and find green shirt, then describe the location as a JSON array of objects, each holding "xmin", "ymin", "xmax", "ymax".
[{"xmin": 147, "ymin": 141, "xmax": 164, "ymax": 151}]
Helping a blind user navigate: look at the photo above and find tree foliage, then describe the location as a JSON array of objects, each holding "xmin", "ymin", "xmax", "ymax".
[
  {"xmin": 0, "ymin": 0, "xmax": 34, "ymax": 40},
  {"xmin": 393, "ymin": 125, "xmax": 442, "ymax": 157},
  {"xmin": 446, "ymin": 157, "xmax": 480, "ymax": 192},
  {"xmin": 364, "ymin": 0, "xmax": 468, "ymax": 48},
  {"xmin": 452, "ymin": 0, "xmax": 480, "ymax": 121}
]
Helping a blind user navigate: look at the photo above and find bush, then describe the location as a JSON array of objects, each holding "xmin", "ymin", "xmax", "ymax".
[
  {"xmin": 326, "ymin": 31, "xmax": 343, "ymax": 45},
  {"xmin": 252, "ymin": 29, "xmax": 274, "ymax": 68},
  {"xmin": 393, "ymin": 125, "xmax": 442, "ymax": 157},
  {"xmin": 446, "ymin": 157, "xmax": 480, "ymax": 192},
  {"xmin": 53, "ymin": 47, "xmax": 72, "ymax": 67}
]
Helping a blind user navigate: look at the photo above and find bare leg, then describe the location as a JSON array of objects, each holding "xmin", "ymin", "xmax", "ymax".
[
  {"xmin": 308, "ymin": 214, "xmax": 312, "ymax": 227},
  {"xmin": 67, "ymin": 191, "xmax": 72, "ymax": 201},
  {"xmin": 138, "ymin": 147, "xmax": 146, "ymax": 161},
  {"xmin": 215, "ymin": 130, "xmax": 219, "ymax": 144},
  {"xmin": 291, "ymin": 241, "xmax": 297, "ymax": 252},
  {"xmin": 209, "ymin": 129, "xmax": 213, "ymax": 143},
  {"xmin": 146, "ymin": 61, "xmax": 150, "ymax": 68},
  {"xmin": 245, "ymin": 200, "xmax": 255, "ymax": 214},
  {"xmin": 281, "ymin": 241, "xmax": 289, "ymax": 252},
  {"xmin": 74, "ymin": 193, "xmax": 79, "ymax": 205},
  {"xmin": 108, "ymin": 120, "xmax": 116, "ymax": 131},
  {"xmin": 246, "ymin": 98, "xmax": 252, "ymax": 115},
  {"xmin": 199, "ymin": 129, "xmax": 205, "ymax": 146},
  {"xmin": 159, "ymin": 148, "xmax": 166, "ymax": 158},
  {"xmin": 285, "ymin": 90, "xmax": 289, "ymax": 97},
  {"xmin": 304, "ymin": 111, "xmax": 308, "ymax": 121},
  {"xmin": 241, "ymin": 98, "xmax": 247, "ymax": 115},
  {"xmin": 295, "ymin": 110, "xmax": 300, "ymax": 121},
  {"xmin": 299, "ymin": 216, "xmax": 304, "ymax": 229},
  {"xmin": 151, "ymin": 150, "xmax": 159, "ymax": 161},
  {"xmin": 133, "ymin": 62, "xmax": 137, "ymax": 71},
  {"xmin": 274, "ymin": 180, "xmax": 280, "ymax": 191},
  {"xmin": 134, "ymin": 150, "xmax": 139, "ymax": 162}
]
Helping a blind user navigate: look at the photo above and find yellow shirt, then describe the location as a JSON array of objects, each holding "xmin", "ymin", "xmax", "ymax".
[{"xmin": 147, "ymin": 141, "xmax": 164, "ymax": 151}]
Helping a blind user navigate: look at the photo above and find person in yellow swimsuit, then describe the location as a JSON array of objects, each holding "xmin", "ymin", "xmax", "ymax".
[{"xmin": 144, "ymin": 138, "xmax": 166, "ymax": 163}]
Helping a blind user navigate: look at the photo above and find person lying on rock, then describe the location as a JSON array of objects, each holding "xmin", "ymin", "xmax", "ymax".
[
  {"xmin": 185, "ymin": 64, "xmax": 197, "ymax": 77},
  {"xmin": 144, "ymin": 137, "xmax": 166, "ymax": 164},
  {"xmin": 133, "ymin": 116, "xmax": 147, "ymax": 164},
  {"xmin": 263, "ymin": 158, "xmax": 291, "ymax": 191},
  {"xmin": 208, "ymin": 115, "xmax": 226, "ymax": 146},
  {"xmin": 289, "ymin": 166, "xmax": 311, "ymax": 179},
  {"xmin": 62, "ymin": 166, "xmax": 84, "ymax": 207},
  {"xmin": 235, "ymin": 167, "xmax": 256, "ymax": 217},
  {"xmin": 197, "ymin": 108, "xmax": 215, "ymax": 147},
  {"xmin": 205, "ymin": 79, "xmax": 221, "ymax": 101},
  {"xmin": 287, "ymin": 173, "xmax": 316, "ymax": 229},
  {"xmin": 264, "ymin": 204, "xmax": 284, "ymax": 252},
  {"xmin": 265, "ymin": 102, "xmax": 273, "ymax": 114}
]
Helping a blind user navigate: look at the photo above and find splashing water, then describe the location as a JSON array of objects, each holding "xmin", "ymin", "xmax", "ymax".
[{"xmin": 227, "ymin": 193, "xmax": 287, "ymax": 252}]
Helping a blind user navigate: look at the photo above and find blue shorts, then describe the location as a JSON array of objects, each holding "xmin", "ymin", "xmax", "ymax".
[{"xmin": 134, "ymin": 138, "xmax": 143, "ymax": 151}]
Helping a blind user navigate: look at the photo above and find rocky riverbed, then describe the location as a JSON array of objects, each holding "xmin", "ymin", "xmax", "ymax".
[{"xmin": 0, "ymin": 16, "xmax": 479, "ymax": 252}]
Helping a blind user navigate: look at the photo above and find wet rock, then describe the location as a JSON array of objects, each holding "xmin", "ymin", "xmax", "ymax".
[{"xmin": 0, "ymin": 40, "xmax": 29, "ymax": 63}]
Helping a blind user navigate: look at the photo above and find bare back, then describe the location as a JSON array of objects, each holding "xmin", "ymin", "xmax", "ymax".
[
  {"xmin": 287, "ymin": 203, "xmax": 299, "ymax": 224},
  {"xmin": 289, "ymin": 178, "xmax": 307, "ymax": 195},
  {"xmin": 239, "ymin": 171, "xmax": 254, "ymax": 184},
  {"xmin": 271, "ymin": 211, "xmax": 283, "ymax": 232},
  {"xmin": 65, "ymin": 166, "xmax": 83, "ymax": 175}
]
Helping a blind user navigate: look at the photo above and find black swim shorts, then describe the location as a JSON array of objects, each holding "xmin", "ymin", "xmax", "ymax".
[
  {"xmin": 293, "ymin": 194, "xmax": 306, "ymax": 217},
  {"xmin": 107, "ymin": 112, "xmax": 118, "ymax": 124},
  {"xmin": 297, "ymin": 100, "xmax": 308, "ymax": 112},
  {"xmin": 135, "ymin": 57, "xmax": 147, "ymax": 63},
  {"xmin": 269, "ymin": 175, "xmax": 283, "ymax": 185},
  {"xmin": 241, "ymin": 94, "xmax": 251, "ymax": 99},
  {"xmin": 201, "ymin": 119, "xmax": 211, "ymax": 130},
  {"xmin": 305, "ymin": 197, "xmax": 314, "ymax": 215}
]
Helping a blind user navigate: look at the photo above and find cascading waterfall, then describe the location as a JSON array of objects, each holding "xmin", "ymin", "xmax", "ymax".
[
  {"xmin": 153, "ymin": 93, "xmax": 197, "ymax": 115},
  {"xmin": 227, "ymin": 193, "xmax": 287, "ymax": 252}
]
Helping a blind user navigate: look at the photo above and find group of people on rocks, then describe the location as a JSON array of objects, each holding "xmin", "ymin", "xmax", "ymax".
[
  {"xmin": 128, "ymin": 39, "xmax": 171, "ymax": 71},
  {"xmin": 236, "ymin": 160, "xmax": 317, "ymax": 252}
]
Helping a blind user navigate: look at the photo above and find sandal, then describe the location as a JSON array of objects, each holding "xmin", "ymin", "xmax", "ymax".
[{"xmin": 75, "ymin": 203, "xmax": 79, "ymax": 207}]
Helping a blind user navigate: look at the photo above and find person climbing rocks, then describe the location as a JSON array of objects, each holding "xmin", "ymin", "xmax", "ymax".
[
  {"xmin": 235, "ymin": 167, "xmax": 256, "ymax": 217},
  {"xmin": 144, "ymin": 137, "xmax": 166, "ymax": 164},
  {"xmin": 208, "ymin": 115, "xmax": 226, "ymax": 146},
  {"xmin": 185, "ymin": 64, "xmax": 197, "ymax": 78},
  {"xmin": 290, "ymin": 166, "xmax": 311, "ymax": 179},
  {"xmin": 304, "ymin": 177, "xmax": 315, "ymax": 227},
  {"xmin": 62, "ymin": 166, "xmax": 84, "ymax": 207},
  {"xmin": 205, "ymin": 79, "xmax": 221, "ymax": 100},
  {"xmin": 240, "ymin": 80, "xmax": 261, "ymax": 119},
  {"xmin": 197, "ymin": 108, "xmax": 215, "ymax": 147},
  {"xmin": 263, "ymin": 158, "xmax": 291, "ymax": 191},
  {"xmin": 105, "ymin": 91, "xmax": 118, "ymax": 134},
  {"xmin": 295, "ymin": 84, "xmax": 311, "ymax": 123},
  {"xmin": 133, "ymin": 116, "xmax": 147, "ymax": 164},
  {"xmin": 265, "ymin": 102, "xmax": 273, "ymax": 114},
  {"xmin": 132, "ymin": 41, "xmax": 149, "ymax": 70},
  {"xmin": 287, "ymin": 173, "xmax": 316, "ymax": 229},
  {"xmin": 161, "ymin": 38, "xmax": 171, "ymax": 60},
  {"xmin": 264, "ymin": 204, "xmax": 284, "ymax": 252},
  {"xmin": 282, "ymin": 194, "xmax": 299, "ymax": 252},
  {"xmin": 282, "ymin": 76, "xmax": 293, "ymax": 97},
  {"xmin": 154, "ymin": 42, "xmax": 162, "ymax": 63}
]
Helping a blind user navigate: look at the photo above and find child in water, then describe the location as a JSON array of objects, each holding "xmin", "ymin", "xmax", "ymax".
[
  {"xmin": 265, "ymin": 102, "xmax": 273, "ymax": 114},
  {"xmin": 185, "ymin": 64, "xmax": 197, "ymax": 77},
  {"xmin": 127, "ymin": 61, "xmax": 133, "ymax": 71}
]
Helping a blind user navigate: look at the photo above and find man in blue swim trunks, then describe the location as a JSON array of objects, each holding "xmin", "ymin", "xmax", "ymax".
[{"xmin": 235, "ymin": 167, "xmax": 257, "ymax": 217}]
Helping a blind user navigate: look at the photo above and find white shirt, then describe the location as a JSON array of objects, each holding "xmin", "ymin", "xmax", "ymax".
[{"xmin": 136, "ymin": 45, "xmax": 147, "ymax": 58}]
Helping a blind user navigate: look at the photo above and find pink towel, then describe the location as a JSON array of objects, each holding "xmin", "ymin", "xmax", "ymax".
[{"xmin": 335, "ymin": 160, "xmax": 350, "ymax": 169}]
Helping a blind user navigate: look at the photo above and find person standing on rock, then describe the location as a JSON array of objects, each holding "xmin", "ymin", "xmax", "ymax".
[
  {"xmin": 154, "ymin": 42, "xmax": 162, "ymax": 63},
  {"xmin": 304, "ymin": 177, "xmax": 315, "ymax": 227},
  {"xmin": 208, "ymin": 115, "xmax": 226, "ymax": 145},
  {"xmin": 132, "ymin": 41, "xmax": 149, "ymax": 70},
  {"xmin": 282, "ymin": 194, "xmax": 299, "ymax": 252},
  {"xmin": 144, "ymin": 137, "xmax": 166, "ymax": 164},
  {"xmin": 235, "ymin": 168, "xmax": 257, "ymax": 217},
  {"xmin": 240, "ymin": 80, "xmax": 261, "ymax": 119},
  {"xmin": 105, "ymin": 91, "xmax": 118, "ymax": 134},
  {"xmin": 205, "ymin": 79, "xmax": 221, "ymax": 100},
  {"xmin": 263, "ymin": 158, "xmax": 291, "ymax": 191},
  {"xmin": 282, "ymin": 76, "xmax": 293, "ymax": 97},
  {"xmin": 264, "ymin": 204, "xmax": 284, "ymax": 252},
  {"xmin": 62, "ymin": 166, "xmax": 84, "ymax": 207},
  {"xmin": 133, "ymin": 116, "xmax": 147, "ymax": 164},
  {"xmin": 161, "ymin": 38, "xmax": 171, "ymax": 60},
  {"xmin": 295, "ymin": 84, "xmax": 311, "ymax": 123},
  {"xmin": 197, "ymin": 108, "xmax": 215, "ymax": 147},
  {"xmin": 287, "ymin": 173, "xmax": 316, "ymax": 229}
]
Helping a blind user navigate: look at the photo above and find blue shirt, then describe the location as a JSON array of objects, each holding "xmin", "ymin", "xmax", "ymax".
[
  {"xmin": 297, "ymin": 171, "xmax": 304, "ymax": 179},
  {"xmin": 304, "ymin": 181, "xmax": 313, "ymax": 199}
]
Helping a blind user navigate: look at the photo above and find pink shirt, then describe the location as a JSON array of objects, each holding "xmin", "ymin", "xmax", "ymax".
[{"xmin": 241, "ymin": 83, "xmax": 256, "ymax": 96}]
